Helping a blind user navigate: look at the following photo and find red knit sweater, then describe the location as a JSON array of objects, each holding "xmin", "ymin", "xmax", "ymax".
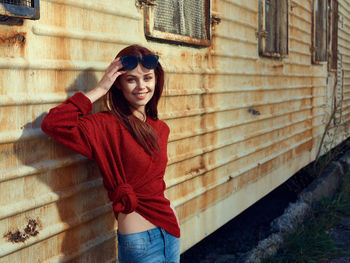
[{"xmin": 41, "ymin": 92, "xmax": 180, "ymax": 238}]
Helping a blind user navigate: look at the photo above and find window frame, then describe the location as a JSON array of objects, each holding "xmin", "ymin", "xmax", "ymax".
[
  {"xmin": 0, "ymin": 0, "xmax": 40, "ymax": 20},
  {"xmin": 257, "ymin": 0, "xmax": 289, "ymax": 59},
  {"xmin": 144, "ymin": 0, "xmax": 211, "ymax": 47}
]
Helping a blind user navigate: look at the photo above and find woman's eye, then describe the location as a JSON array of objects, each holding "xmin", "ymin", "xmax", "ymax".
[
  {"xmin": 145, "ymin": 76, "xmax": 153, "ymax": 81},
  {"xmin": 127, "ymin": 78, "xmax": 135, "ymax": 83}
]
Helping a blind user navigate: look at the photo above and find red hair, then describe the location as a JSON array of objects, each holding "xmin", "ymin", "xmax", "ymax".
[{"xmin": 104, "ymin": 45, "xmax": 165, "ymax": 155}]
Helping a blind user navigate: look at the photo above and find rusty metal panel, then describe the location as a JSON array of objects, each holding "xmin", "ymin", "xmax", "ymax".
[
  {"xmin": 2, "ymin": 0, "xmax": 350, "ymax": 261},
  {"xmin": 0, "ymin": 0, "xmax": 141, "ymax": 262}
]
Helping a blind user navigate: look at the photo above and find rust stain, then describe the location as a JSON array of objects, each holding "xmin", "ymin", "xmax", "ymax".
[
  {"xmin": 211, "ymin": 14, "xmax": 221, "ymax": 27},
  {"xmin": 272, "ymin": 63, "xmax": 284, "ymax": 68},
  {"xmin": 0, "ymin": 32, "xmax": 26, "ymax": 46},
  {"xmin": 188, "ymin": 163, "xmax": 204, "ymax": 177},
  {"xmin": 4, "ymin": 218, "xmax": 40, "ymax": 243}
]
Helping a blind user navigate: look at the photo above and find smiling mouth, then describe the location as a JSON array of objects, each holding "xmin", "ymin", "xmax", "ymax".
[{"xmin": 135, "ymin": 93, "xmax": 148, "ymax": 99}]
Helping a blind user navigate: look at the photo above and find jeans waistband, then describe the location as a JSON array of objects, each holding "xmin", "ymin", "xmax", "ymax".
[{"xmin": 117, "ymin": 227, "xmax": 163, "ymax": 243}]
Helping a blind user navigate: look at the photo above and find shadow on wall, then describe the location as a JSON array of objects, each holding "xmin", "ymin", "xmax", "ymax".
[{"xmin": 12, "ymin": 70, "xmax": 118, "ymax": 262}]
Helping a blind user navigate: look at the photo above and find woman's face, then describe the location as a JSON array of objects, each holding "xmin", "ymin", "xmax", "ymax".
[{"xmin": 118, "ymin": 63, "xmax": 156, "ymax": 114}]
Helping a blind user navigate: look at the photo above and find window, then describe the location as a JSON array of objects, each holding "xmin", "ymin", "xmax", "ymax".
[
  {"xmin": 311, "ymin": 0, "xmax": 328, "ymax": 63},
  {"xmin": 144, "ymin": 0, "xmax": 210, "ymax": 46},
  {"xmin": 258, "ymin": 0, "xmax": 288, "ymax": 58},
  {"xmin": 0, "ymin": 0, "xmax": 40, "ymax": 20},
  {"xmin": 311, "ymin": 0, "xmax": 338, "ymax": 67}
]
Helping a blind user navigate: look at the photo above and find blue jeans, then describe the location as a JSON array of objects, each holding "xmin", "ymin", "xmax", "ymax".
[{"xmin": 117, "ymin": 227, "xmax": 180, "ymax": 263}]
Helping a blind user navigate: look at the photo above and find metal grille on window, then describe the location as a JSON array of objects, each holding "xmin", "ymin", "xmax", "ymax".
[
  {"xmin": 0, "ymin": 0, "xmax": 39, "ymax": 19},
  {"xmin": 0, "ymin": 0, "xmax": 33, "ymax": 8},
  {"xmin": 153, "ymin": 0, "xmax": 208, "ymax": 40}
]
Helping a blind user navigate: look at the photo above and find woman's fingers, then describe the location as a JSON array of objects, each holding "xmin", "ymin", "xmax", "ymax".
[
  {"xmin": 94, "ymin": 58, "xmax": 124, "ymax": 92},
  {"xmin": 87, "ymin": 58, "xmax": 126, "ymax": 102},
  {"xmin": 107, "ymin": 58, "xmax": 123, "ymax": 75},
  {"xmin": 113, "ymin": 70, "xmax": 126, "ymax": 78},
  {"xmin": 104, "ymin": 58, "xmax": 125, "ymax": 81}
]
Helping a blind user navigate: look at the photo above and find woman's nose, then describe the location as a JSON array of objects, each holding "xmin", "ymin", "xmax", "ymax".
[{"xmin": 137, "ymin": 80, "xmax": 147, "ymax": 90}]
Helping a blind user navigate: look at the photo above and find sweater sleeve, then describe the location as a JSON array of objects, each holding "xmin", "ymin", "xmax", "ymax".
[{"xmin": 41, "ymin": 92, "xmax": 95, "ymax": 160}]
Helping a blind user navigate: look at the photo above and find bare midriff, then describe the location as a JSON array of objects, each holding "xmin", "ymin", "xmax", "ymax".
[{"xmin": 117, "ymin": 212, "xmax": 157, "ymax": 234}]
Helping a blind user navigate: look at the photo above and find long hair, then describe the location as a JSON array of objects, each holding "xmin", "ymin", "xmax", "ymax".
[{"xmin": 104, "ymin": 45, "xmax": 165, "ymax": 155}]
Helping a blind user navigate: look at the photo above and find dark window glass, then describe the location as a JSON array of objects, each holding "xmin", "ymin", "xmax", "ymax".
[
  {"xmin": 314, "ymin": 0, "xmax": 328, "ymax": 62},
  {"xmin": 329, "ymin": 0, "xmax": 338, "ymax": 69}
]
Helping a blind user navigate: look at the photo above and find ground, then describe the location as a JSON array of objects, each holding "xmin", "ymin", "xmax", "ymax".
[{"xmin": 328, "ymin": 216, "xmax": 350, "ymax": 263}]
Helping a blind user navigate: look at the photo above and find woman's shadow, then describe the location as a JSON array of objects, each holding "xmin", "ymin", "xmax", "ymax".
[{"xmin": 14, "ymin": 70, "xmax": 118, "ymax": 262}]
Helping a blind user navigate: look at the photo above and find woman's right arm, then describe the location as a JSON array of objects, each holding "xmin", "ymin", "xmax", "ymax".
[
  {"xmin": 41, "ymin": 58, "xmax": 125, "ymax": 159},
  {"xmin": 41, "ymin": 92, "xmax": 95, "ymax": 159},
  {"xmin": 85, "ymin": 57, "xmax": 125, "ymax": 103}
]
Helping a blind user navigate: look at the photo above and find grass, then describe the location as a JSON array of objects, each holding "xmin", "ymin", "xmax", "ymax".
[{"xmin": 263, "ymin": 171, "xmax": 350, "ymax": 263}]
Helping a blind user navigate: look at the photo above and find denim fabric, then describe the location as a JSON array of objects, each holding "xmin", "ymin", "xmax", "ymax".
[{"xmin": 117, "ymin": 227, "xmax": 180, "ymax": 263}]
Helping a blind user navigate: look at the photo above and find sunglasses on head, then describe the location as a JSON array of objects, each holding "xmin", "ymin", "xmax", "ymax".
[{"xmin": 119, "ymin": 54, "xmax": 159, "ymax": 70}]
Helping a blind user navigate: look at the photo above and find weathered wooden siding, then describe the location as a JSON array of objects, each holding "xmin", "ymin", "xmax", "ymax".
[{"xmin": 1, "ymin": 0, "xmax": 349, "ymax": 262}]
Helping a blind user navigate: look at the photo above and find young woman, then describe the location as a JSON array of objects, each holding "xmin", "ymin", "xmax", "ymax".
[{"xmin": 41, "ymin": 45, "xmax": 180, "ymax": 263}]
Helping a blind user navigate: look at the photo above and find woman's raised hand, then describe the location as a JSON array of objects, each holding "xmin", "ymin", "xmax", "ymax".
[{"xmin": 85, "ymin": 58, "xmax": 126, "ymax": 103}]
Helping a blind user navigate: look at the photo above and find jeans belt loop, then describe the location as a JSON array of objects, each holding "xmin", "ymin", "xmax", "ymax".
[{"xmin": 147, "ymin": 229, "xmax": 153, "ymax": 242}]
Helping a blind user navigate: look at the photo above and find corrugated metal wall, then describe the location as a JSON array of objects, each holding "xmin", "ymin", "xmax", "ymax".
[
  {"xmin": 0, "ymin": 1, "xmax": 141, "ymax": 262},
  {"xmin": 178, "ymin": 0, "xmax": 315, "ymax": 250},
  {"xmin": 1, "ymin": 0, "xmax": 350, "ymax": 262}
]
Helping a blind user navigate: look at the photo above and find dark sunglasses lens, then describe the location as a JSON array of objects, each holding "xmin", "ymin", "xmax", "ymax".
[
  {"xmin": 141, "ymin": 55, "xmax": 159, "ymax": 69},
  {"xmin": 120, "ymin": 56, "xmax": 138, "ymax": 70}
]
